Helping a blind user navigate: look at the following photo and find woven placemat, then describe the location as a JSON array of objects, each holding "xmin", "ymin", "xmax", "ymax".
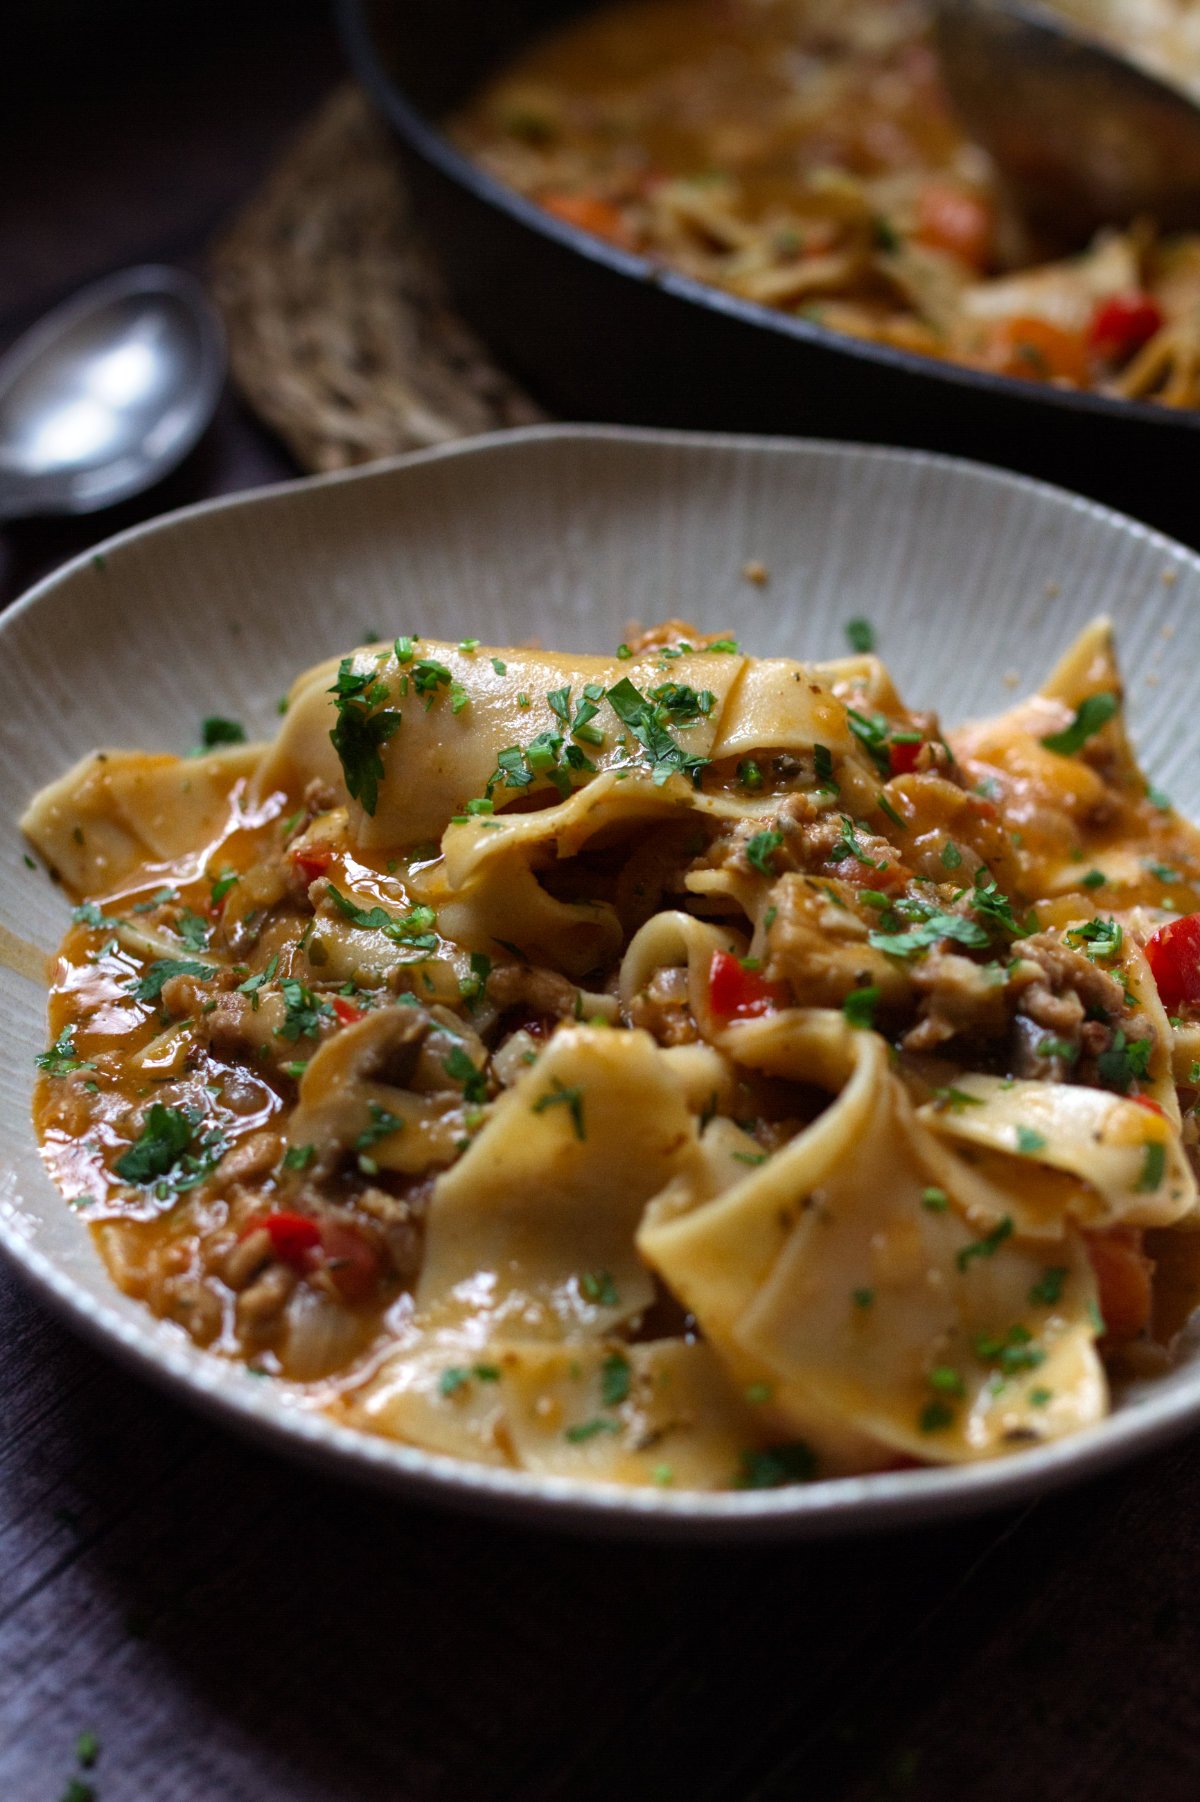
[{"xmin": 210, "ymin": 85, "xmax": 545, "ymax": 473}]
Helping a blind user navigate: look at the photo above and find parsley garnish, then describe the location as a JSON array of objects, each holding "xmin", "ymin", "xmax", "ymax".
[
  {"xmin": 176, "ymin": 911, "xmax": 211, "ymax": 950},
  {"xmin": 1015, "ymin": 1126, "xmax": 1047, "ymax": 1154},
  {"xmin": 829, "ymin": 815, "xmax": 884, "ymax": 870},
  {"xmin": 956, "ymin": 1216, "xmax": 1014, "ymax": 1272},
  {"xmin": 328, "ymin": 658, "xmax": 401, "ymax": 815},
  {"xmin": 114, "ymin": 1104, "xmax": 222, "ymax": 1192},
  {"xmin": 922, "ymin": 1188, "xmax": 950, "ymax": 1212},
  {"xmin": 736, "ymin": 1442, "xmax": 817, "ymax": 1488},
  {"xmin": 1081, "ymin": 869, "xmax": 1106, "ymax": 889},
  {"xmin": 1029, "ymin": 1267, "xmax": 1067, "ymax": 1306},
  {"xmin": 941, "ymin": 842, "xmax": 963, "ymax": 871},
  {"xmin": 1096, "ymin": 1030, "xmax": 1152, "ymax": 1095},
  {"xmin": 1064, "ymin": 917, "xmax": 1123, "ymax": 962},
  {"xmin": 601, "ymin": 1351, "xmax": 631, "ymax": 1408},
  {"xmin": 843, "ymin": 985, "xmax": 879, "ymax": 1030},
  {"xmin": 1137, "ymin": 1141, "xmax": 1167, "ymax": 1192},
  {"xmin": 490, "ymin": 656, "xmax": 507, "ymax": 676},
  {"xmin": 919, "ymin": 1401, "xmax": 955, "ymax": 1433},
  {"xmin": 845, "ymin": 618, "xmax": 876, "ymax": 654},
  {"xmin": 281, "ymin": 1143, "xmax": 315, "ymax": 1171},
  {"xmin": 532, "ymin": 1078, "xmax": 586, "ymax": 1139},
  {"xmin": 237, "ymin": 952, "xmax": 280, "ymax": 1004},
  {"xmin": 1041, "ymin": 692, "xmax": 1118, "ymax": 756},
  {"xmin": 275, "ymin": 980, "xmax": 334, "ymax": 1042},
  {"xmin": 200, "ymin": 715, "xmax": 246, "ymax": 748},
  {"xmin": 36, "ymin": 1027, "xmax": 90, "ymax": 1076},
  {"xmin": 326, "ymin": 883, "xmax": 438, "ymax": 954},
  {"xmin": 134, "ymin": 958, "xmax": 214, "ymax": 1003},
  {"xmin": 746, "ymin": 829, "xmax": 783, "ymax": 876},
  {"xmin": 71, "ymin": 902, "xmax": 108, "ymax": 929},
  {"xmin": 445, "ymin": 1044, "xmax": 487, "ymax": 1104},
  {"xmin": 581, "ymin": 1270, "xmax": 619, "ymax": 1307},
  {"xmin": 209, "ymin": 869, "xmax": 239, "ymax": 906},
  {"xmin": 1144, "ymin": 858, "xmax": 1182, "ymax": 883},
  {"xmin": 564, "ymin": 1417, "xmax": 620, "ymax": 1443},
  {"xmin": 355, "ymin": 1101, "xmax": 405, "ymax": 1154},
  {"xmin": 974, "ymin": 1324, "xmax": 1045, "ymax": 1374},
  {"xmin": 605, "ymin": 677, "xmax": 710, "ymax": 787}
]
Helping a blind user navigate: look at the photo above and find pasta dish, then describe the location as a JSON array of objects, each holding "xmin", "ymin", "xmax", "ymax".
[
  {"xmin": 453, "ymin": 0, "xmax": 1200, "ymax": 409},
  {"xmin": 23, "ymin": 615, "xmax": 1200, "ymax": 1490}
]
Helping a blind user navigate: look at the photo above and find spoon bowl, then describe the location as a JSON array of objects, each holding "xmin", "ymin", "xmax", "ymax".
[
  {"xmin": 0, "ymin": 266, "xmax": 225, "ymax": 522},
  {"xmin": 935, "ymin": 0, "xmax": 1200, "ymax": 242}
]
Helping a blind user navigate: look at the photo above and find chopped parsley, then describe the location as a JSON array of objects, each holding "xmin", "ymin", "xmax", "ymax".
[
  {"xmin": 1081, "ymin": 869, "xmax": 1107, "ymax": 889},
  {"xmin": 973, "ymin": 1324, "xmax": 1045, "ymax": 1374},
  {"xmin": 237, "ymin": 952, "xmax": 280, "ymax": 1004},
  {"xmin": 842, "ymin": 985, "xmax": 879, "ymax": 1030},
  {"xmin": 490, "ymin": 656, "xmax": 507, "ymax": 676},
  {"xmin": 877, "ymin": 792, "xmax": 906, "ymax": 831},
  {"xmin": 1029, "ymin": 1266, "xmax": 1068, "ymax": 1307},
  {"xmin": 412, "ymin": 658, "xmax": 453, "ymax": 703},
  {"xmin": 1096, "ymin": 1030, "xmax": 1152, "ymax": 1095},
  {"xmin": 737, "ymin": 757, "xmax": 765, "ymax": 791},
  {"xmin": 200, "ymin": 715, "xmax": 246, "ymax": 748},
  {"xmin": 276, "ymin": 980, "xmax": 334, "ymax": 1042},
  {"xmin": 852, "ymin": 1287, "xmax": 875, "ymax": 1309},
  {"xmin": 532, "ymin": 1078, "xmax": 586, "ymax": 1139},
  {"xmin": 1041, "ymin": 692, "xmax": 1119, "ymax": 757},
  {"xmin": 919, "ymin": 1401, "xmax": 955, "ymax": 1434},
  {"xmin": 176, "ymin": 910, "xmax": 211, "ymax": 951},
  {"xmin": 735, "ymin": 1441, "xmax": 817, "ymax": 1488},
  {"xmin": 1064, "ymin": 916, "xmax": 1123, "ymax": 963},
  {"xmin": 326, "ymin": 883, "xmax": 438, "ymax": 954},
  {"xmin": 956, "ymin": 1215, "xmax": 1014, "ymax": 1272},
  {"xmin": 1015, "ymin": 1126, "xmax": 1047, "ymax": 1155},
  {"xmin": 564, "ymin": 1417, "xmax": 621, "ymax": 1443},
  {"xmin": 844, "ymin": 617, "xmax": 876, "ymax": 654},
  {"xmin": 940, "ymin": 841, "xmax": 963, "ymax": 871},
  {"xmin": 444, "ymin": 1044, "xmax": 487, "ymax": 1104},
  {"xmin": 281, "ymin": 1143, "xmax": 315, "ymax": 1171},
  {"xmin": 605, "ymin": 676, "xmax": 710, "ymax": 787},
  {"xmin": 1137, "ymin": 1140, "xmax": 1167, "ymax": 1192},
  {"xmin": 327, "ymin": 657, "xmax": 402, "ymax": 815},
  {"xmin": 36, "ymin": 1027, "xmax": 90, "ymax": 1077},
  {"xmin": 601, "ymin": 1351, "xmax": 632, "ymax": 1408},
  {"xmin": 812, "ymin": 744, "xmax": 837, "ymax": 792},
  {"xmin": 72, "ymin": 902, "xmax": 108, "ymax": 929},
  {"xmin": 922, "ymin": 1187, "xmax": 950, "ymax": 1212},
  {"xmin": 114, "ymin": 1104, "xmax": 223, "ymax": 1193},
  {"xmin": 581, "ymin": 1270, "xmax": 619, "ymax": 1307},
  {"xmin": 1144, "ymin": 858, "xmax": 1182, "ymax": 884},
  {"xmin": 209, "ymin": 869, "xmax": 239, "ymax": 906},
  {"xmin": 746, "ymin": 829, "xmax": 783, "ymax": 876},
  {"xmin": 355, "ymin": 1101, "xmax": 405, "ymax": 1155},
  {"xmin": 134, "ymin": 958, "xmax": 214, "ymax": 1004},
  {"xmin": 829, "ymin": 815, "xmax": 884, "ymax": 870},
  {"xmin": 1038, "ymin": 1035, "xmax": 1079, "ymax": 1065}
]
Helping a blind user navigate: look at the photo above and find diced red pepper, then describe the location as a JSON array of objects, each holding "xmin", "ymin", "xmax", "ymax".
[
  {"xmin": 262, "ymin": 1210, "xmax": 321, "ymax": 1269},
  {"xmin": 332, "ymin": 996, "xmax": 366, "ymax": 1026},
  {"xmin": 1085, "ymin": 1228, "xmax": 1154, "ymax": 1342},
  {"xmin": 915, "ymin": 182, "xmax": 993, "ymax": 270},
  {"xmin": 887, "ymin": 737, "xmax": 923, "ymax": 776},
  {"xmin": 1088, "ymin": 292, "xmax": 1164, "ymax": 362},
  {"xmin": 318, "ymin": 1219, "xmax": 383, "ymax": 1304},
  {"xmin": 292, "ymin": 845, "xmax": 333, "ymax": 883},
  {"xmin": 709, "ymin": 949, "xmax": 788, "ymax": 1020},
  {"xmin": 1131, "ymin": 1094, "xmax": 1166, "ymax": 1118},
  {"xmin": 985, "ymin": 315, "xmax": 1090, "ymax": 385},
  {"xmin": 541, "ymin": 191, "xmax": 632, "ymax": 247},
  {"xmin": 1144, "ymin": 912, "xmax": 1200, "ymax": 1012}
]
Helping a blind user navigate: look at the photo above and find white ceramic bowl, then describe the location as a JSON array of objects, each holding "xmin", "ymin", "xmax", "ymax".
[{"xmin": 4, "ymin": 426, "xmax": 1200, "ymax": 1538}]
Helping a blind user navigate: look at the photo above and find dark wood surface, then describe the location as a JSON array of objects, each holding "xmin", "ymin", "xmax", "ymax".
[{"xmin": 5, "ymin": 10, "xmax": 1200, "ymax": 1800}]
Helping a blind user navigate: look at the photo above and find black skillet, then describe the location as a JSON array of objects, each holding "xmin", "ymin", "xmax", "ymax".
[{"xmin": 337, "ymin": 0, "xmax": 1198, "ymax": 544}]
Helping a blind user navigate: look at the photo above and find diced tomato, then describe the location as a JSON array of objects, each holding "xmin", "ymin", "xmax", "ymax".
[
  {"xmin": 540, "ymin": 191, "xmax": 632, "ymax": 247},
  {"xmin": 332, "ymin": 995, "xmax": 366, "ymax": 1026},
  {"xmin": 1144, "ymin": 912, "xmax": 1200, "ymax": 1012},
  {"xmin": 986, "ymin": 316, "xmax": 1090, "ymax": 386},
  {"xmin": 262, "ymin": 1210, "xmax": 321, "ymax": 1270},
  {"xmin": 318, "ymin": 1219, "xmax": 383, "ymax": 1305},
  {"xmin": 1131, "ymin": 1094, "xmax": 1166, "ymax": 1118},
  {"xmin": 915, "ymin": 182, "xmax": 993, "ymax": 270},
  {"xmin": 709, "ymin": 948, "xmax": 788, "ymax": 1021},
  {"xmin": 1088, "ymin": 292, "xmax": 1164, "ymax": 362},
  {"xmin": 292, "ymin": 845, "xmax": 333, "ymax": 883},
  {"xmin": 887, "ymin": 737, "xmax": 923, "ymax": 776},
  {"xmin": 1085, "ymin": 1229, "xmax": 1154, "ymax": 1342}
]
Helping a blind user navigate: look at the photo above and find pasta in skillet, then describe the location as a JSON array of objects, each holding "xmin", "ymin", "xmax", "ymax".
[{"xmin": 24, "ymin": 615, "xmax": 1200, "ymax": 1490}]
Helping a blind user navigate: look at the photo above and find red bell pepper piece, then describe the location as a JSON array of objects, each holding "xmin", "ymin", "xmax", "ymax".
[
  {"xmin": 292, "ymin": 845, "xmax": 333, "ymax": 883},
  {"xmin": 709, "ymin": 949, "xmax": 787, "ymax": 1020},
  {"xmin": 887, "ymin": 738, "xmax": 923, "ymax": 776},
  {"xmin": 331, "ymin": 996, "xmax": 366, "ymax": 1026},
  {"xmin": 262, "ymin": 1211, "xmax": 321, "ymax": 1269},
  {"xmin": 1088, "ymin": 293, "xmax": 1164, "ymax": 361},
  {"xmin": 1144, "ymin": 912, "xmax": 1200, "ymax": 1012}
]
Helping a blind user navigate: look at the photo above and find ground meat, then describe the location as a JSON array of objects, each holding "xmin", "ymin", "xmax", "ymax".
[
  {"xmin": 772, "ymin": 804, "xmax": 906, "ymax": 887},
  {"xmin": 235, "ymin": 1261, "xmax": 298, "ymax": 1341},
  {"xmin": 903, "ymin": 951, "xmax": 1009, "ymax": 1052},
  {"xmin": 211, "ymin": 1129, "xmax": 283, "ymax": 1192},
  {"xmin": 765, "ymin": 874, "xmax": 910, "ymax": 1009},
  {"xmin": 1013, "ymin": 934, "xmax": 1127, "ymax": 1022},
  {"xmin": 627, "ymin": 965, "xmax": 699, "ymax": 1045},
  {"xmin": 486, "ymin": 964, "xmax": 579, "ymax": 1020}
]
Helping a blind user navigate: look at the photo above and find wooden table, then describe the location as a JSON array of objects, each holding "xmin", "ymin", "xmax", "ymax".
[{"xmin": 4, "ymin": 10, "xmax": 1200, "ymax": 1799}]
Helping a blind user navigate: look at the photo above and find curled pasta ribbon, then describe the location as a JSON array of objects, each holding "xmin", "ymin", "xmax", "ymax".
[{"xmin": 639, "ymin": 1029, "xmax": 1107, "ymax": 1465}]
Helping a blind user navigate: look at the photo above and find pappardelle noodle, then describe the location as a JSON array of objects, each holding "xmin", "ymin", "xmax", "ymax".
[
  {"xmin": 454, "ymin": 0, "xmax": 1200, "ymax": 408},
  {"xmin": 24, "ymin": 615, "xmax": 1200, "ymax": 1491}
]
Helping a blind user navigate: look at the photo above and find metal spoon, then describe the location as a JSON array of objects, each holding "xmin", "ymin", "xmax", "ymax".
[
  {"xmin": 0, "ymin": 266, "xmax": 225, "ymax": 523},
  {"xmin": 934, "ymin": 0, "xmax": 1200, "ymax": 241}
]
